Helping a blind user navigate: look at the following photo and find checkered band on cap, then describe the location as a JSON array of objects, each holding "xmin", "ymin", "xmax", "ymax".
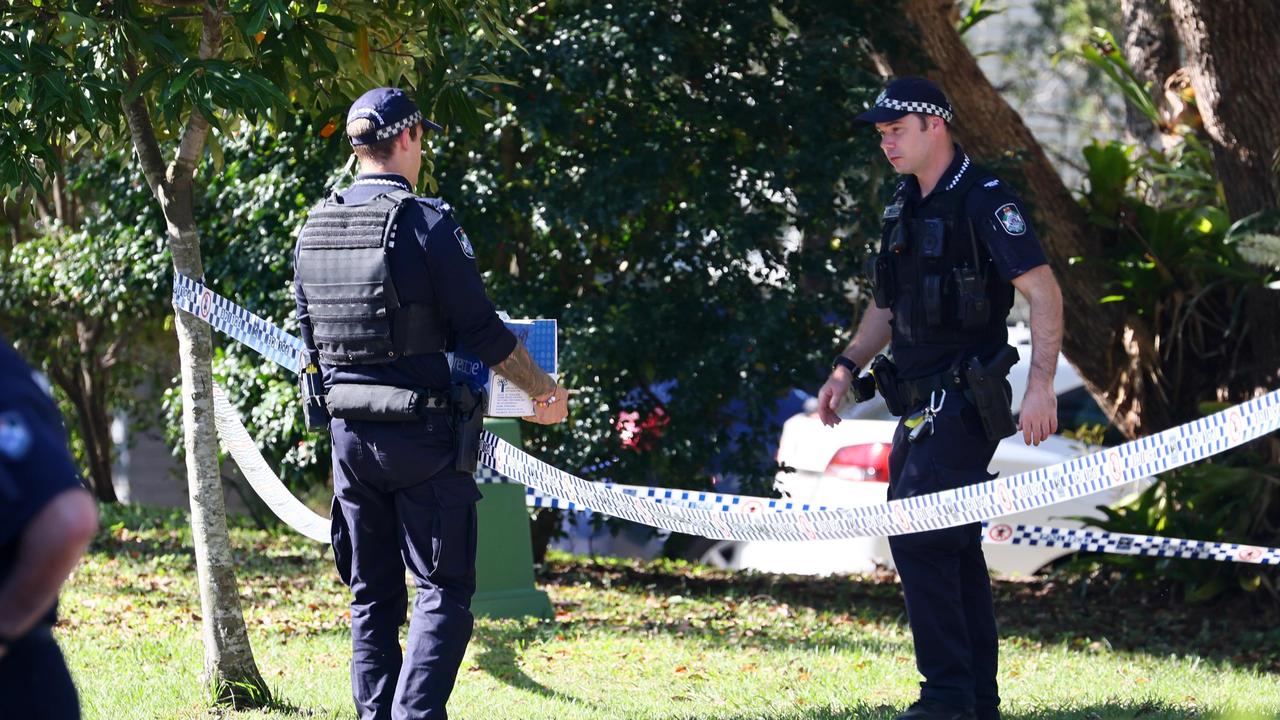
[
  {"xmin": 875, "ymin": 91, "xmax": 954, "ymax": 123},
  {"xmin": 374, "ymin": 110, "xmax": 424, "ymax": 141}
]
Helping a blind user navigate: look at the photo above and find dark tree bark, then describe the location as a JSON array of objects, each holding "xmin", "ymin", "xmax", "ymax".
[
  {"xmin": 1120, "ymin": 0, "xmax": 1182, "ymax": 146},
  {"xmin": 1169, "ymin": 0, "xmax": 1280, "ymax": 218}
]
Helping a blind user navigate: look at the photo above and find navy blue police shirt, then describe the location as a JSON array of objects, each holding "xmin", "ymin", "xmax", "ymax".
[
  {"xmin": 886, "ymin": 146, "xmax": 1049, "ymax": 379},
  {"xmin": 0, "ymin": 335, "xmax": 86, "ymax": 627},
  {"xmin": 294, "ymin": 173, "xmax": 517, "ymax": 391}
]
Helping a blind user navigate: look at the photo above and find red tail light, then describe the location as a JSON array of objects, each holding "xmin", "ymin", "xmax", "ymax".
[{"xmin": 824, "ymin": 442, "xmax": 891, "ymax": 482}]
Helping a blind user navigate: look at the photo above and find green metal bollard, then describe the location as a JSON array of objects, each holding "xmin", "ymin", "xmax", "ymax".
[{"xmin": 471, "ymin": 418, "xmax": 553, "ymax": 619}]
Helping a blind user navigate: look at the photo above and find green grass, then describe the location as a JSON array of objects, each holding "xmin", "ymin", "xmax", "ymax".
[{"xmin": 57, "ymin": 505, "xmax": 1280, "ymax": 719}]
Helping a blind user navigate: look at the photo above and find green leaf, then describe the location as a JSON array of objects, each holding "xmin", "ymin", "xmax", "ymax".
[{"xmin": 470, "ymin": 73, "xmax": 520, "ymax": 88}]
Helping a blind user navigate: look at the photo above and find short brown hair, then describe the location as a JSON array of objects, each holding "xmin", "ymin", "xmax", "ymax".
[{"xmin": 348, "ymin": 118, "xmax": 419, "ymax": 163}]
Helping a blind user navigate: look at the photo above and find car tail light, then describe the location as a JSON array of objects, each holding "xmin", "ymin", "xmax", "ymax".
[{"xmin": 824, "ymin": 442, "xmax": 891, "ymax": 482}]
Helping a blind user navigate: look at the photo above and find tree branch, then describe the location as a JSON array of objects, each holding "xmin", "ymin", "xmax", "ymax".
[
  {"xmin": 316, "ymin": 30, "xmax": 417, "ymax": 58},
  {"xmin": 120, "ymin": 54, "xmax": 168, "ymax": 198},
  {"xmin": 170, "ymin": 1, "xmax": 224, "ymax": 185}
]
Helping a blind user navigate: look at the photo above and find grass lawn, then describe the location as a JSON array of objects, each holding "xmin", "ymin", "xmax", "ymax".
[{"xmin": 56, "ymin": 505, "xmax": 1280, "ymax": 719}]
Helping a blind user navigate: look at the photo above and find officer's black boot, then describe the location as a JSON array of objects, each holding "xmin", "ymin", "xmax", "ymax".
[{"xmin": 893, "ymin": 699, "xmax": 978, "ymax": 720}]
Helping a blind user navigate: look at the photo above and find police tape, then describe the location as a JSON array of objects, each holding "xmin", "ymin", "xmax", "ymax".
[
  {"xmin": 175, "ymin": 273, "xmax": 1280, "ymax": 563},
  {"xmin": 473, "ymin": 470, "xmax": 1280, "ymax": 565}
]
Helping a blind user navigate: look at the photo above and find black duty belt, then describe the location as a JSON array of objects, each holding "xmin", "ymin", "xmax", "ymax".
[{"xmin": 897, "ymin": 369, "xmax": 968, "ymax": 408}]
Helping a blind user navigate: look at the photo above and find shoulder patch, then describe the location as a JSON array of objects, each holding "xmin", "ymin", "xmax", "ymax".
[
  {"xmin": 454, "ymin": 226, "xmax": 475, "ymax": 259},
  {"xmin": 995, "ymin": 203, "xmax": 1027, "ymax": 236},
  {"xmin": 0, "ymin": 410, "xmax": 32, "ymax": 461}
]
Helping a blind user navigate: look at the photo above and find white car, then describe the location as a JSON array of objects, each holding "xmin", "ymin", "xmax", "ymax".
[{"xmin": 697, "ymin": 327, "xmax": 1150, "ymax": 577}]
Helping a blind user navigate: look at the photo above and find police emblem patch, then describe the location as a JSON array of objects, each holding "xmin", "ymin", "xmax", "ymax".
[
  {"xmin": 454, "ymin": 226, "xmax": 475, "ymax": 259},
  {"xmin": 995, "ymin": 203, "xmax": 1027, "ymax": 235},
  {"xmin": 0, "ymin": 411, "xmax": 32, "ymax": 460}
]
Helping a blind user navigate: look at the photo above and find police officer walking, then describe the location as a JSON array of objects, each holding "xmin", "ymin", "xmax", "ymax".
[
  {"xmin": 0, "ymin": 335, "xmax": 100, "ymax": 719},
  {"xmin": 817, "ymin": 77, "xmax": 1064, "ymax": 720},
  {"xmin": 293, "ymin": 87, "xmax": 568, "ymax": 720}
]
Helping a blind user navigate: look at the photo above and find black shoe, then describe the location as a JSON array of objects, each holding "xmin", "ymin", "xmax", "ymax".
[
  {"xmin": 893, "ymin": 699, "xmax": 978, "ymax": 720},
  {"xmin": 975, "ymin": 708, "xmax": 1000, "ymax": 720}
]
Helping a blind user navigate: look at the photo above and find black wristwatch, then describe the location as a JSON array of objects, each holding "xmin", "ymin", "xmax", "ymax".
[{"xmin": 832, "ymin": 355, "xmax": 859, "ymax": 375}]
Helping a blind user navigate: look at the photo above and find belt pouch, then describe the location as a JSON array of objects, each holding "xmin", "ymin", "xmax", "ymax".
[{"xmin": 327, "ymin": 384, "xmax": 420, "ymax": 421}]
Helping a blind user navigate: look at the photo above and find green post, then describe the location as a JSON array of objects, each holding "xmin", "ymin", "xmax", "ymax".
[{"xmin": 471, "ymin": 418, "xmax": 553, "ymax": 619}]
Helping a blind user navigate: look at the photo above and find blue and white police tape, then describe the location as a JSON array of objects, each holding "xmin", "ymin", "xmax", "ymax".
[
  {"xmin": 176, "ymin": 272, "xmax": 1280, "ymax": 561},
  {"xmin": 173, "ymin": 273, "xmax": 306, "ymax": 372},
  {"xmin": 473, "ymin": 469, "xmax": 1280, "ymax": 566}
]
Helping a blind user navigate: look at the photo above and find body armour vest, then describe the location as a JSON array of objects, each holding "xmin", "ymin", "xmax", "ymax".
[
  {"xmin": 869, "ymin": 168, "xmax": 1013, "ymax": 355},
  {"xmin": 295, "ymin": 190, "xmax": 448, "ymax": 365}
]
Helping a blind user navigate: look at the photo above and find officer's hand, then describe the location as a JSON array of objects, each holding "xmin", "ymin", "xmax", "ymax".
[
  {"xmin": 524, "ymin": 386, "xmax": 569, "ymax": 425},
  {"xmin": 1019, "ymin": 384, "xmax": 1057, "ymax": 446},
  {"xmin": 817, "ymin": 373, "xmax": 853, "ymax": 427}
]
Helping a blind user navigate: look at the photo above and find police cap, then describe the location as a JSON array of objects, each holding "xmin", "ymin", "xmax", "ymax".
[
  {"xmin": 855, "ymin": 76, "xmax": 954, "ymax": 125},
  {"xmin": 346, "ymin": 87, "xmax": 444, "ymax": 146}
]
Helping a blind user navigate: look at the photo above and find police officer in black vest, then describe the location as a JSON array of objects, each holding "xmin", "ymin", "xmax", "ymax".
[
  {"xmin": 0, "ymin": 335, "xmax": 100, "ymax": 719},
  {"xmin": 293, "ymin": 88, "xmax": 568, "ymax": 720},
  {"xmin": 817, "ymin": 77, "xmax": 1064, "ymax": 720}
]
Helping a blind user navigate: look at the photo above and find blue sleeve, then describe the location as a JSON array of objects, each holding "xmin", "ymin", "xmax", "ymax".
[
  {"xmin": 416, "ymin": 207, "xmax": 517, "ymax": 367},
  {"xmin": 966, "ymin": 178, "xmax": 1048, "ymax": 282}
]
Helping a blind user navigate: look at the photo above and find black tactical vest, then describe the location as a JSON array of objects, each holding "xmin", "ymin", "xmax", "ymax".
[
  {"xmin": 869, "ymin": 168, "xmax": 1012, "ymax": 354},
  {"xmin": 295, "ymin": 190, "xmax": 448, "ymax": 365}
]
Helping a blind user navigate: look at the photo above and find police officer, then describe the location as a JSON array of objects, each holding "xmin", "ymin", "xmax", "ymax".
[
  {"xmin": 0, "ymin": 335, "xmax": 100, "ymax": 719},
  {"xmin": 293, "ymin": 88, "xmax": 568, "ymax": 720},
  {"xmin": 817, "ymin": 77, "xmax": 1064, "ymax": 720}
]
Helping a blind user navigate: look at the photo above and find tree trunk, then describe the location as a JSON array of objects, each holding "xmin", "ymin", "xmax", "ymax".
[
  {"xmin": 1120, "ymin": 0, "xmax": 1182, "ymax": 147},
  {"xmin": 872, "ymin": 0, "xmax": 1178, "ymax": 437},
  {"xmin": 118, "ymin": 2, "xmax": 269, "ymax": 706},
  {"xmin": 1168, "ymin": 0, "xmax": 1280, "ymax": 218},
  {"xmin": 166, "ymin": 181, "xmax": 268, "ymax": 705},
  {"xmin": 49, "ymin": 352, "xmax": 119, "ymax": 503}
]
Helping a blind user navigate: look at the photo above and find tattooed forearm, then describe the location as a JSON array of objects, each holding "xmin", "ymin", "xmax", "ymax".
[{"xmin": 493, "ymin": 341, "xmax": 556, "ymax": 397}]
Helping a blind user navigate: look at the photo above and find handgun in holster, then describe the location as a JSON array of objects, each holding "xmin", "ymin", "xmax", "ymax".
[
  {"xmin": 869, "ymin": 354, "xmax": 906, "ymax": 417},
  {"xmin": 300, "ymin": 350, "xmax": 330, "ymax": 431},
  {"xmin": 451, "ymin": 383, "xmax": 487, "ymax": 473},
  {"xmin": 963, "ymin": 345, "xmax": 1019, "ymax": 442}
]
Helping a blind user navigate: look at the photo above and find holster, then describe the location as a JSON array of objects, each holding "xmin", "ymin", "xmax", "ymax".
[
  {"xmin": 870, "ymin": 354, "xmax": 906, "ymax": 417},
  {"xmin": 300, "ymin": 350, "xmax": 330, "ymax": 431},
  {"xmin": 451, "ymin": 384, "xmax": 487, "ymax": 473},
  {"xmin": 851, "ymin": 373, "xmax": 877, "ymax": 404},
  {"xmin": 962, "ymin": 345, "xmax": 1019, "ymax": 442}
]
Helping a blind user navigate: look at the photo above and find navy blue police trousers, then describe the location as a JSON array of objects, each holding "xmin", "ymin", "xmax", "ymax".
[
  {"xmin": 0, "ymin": 625, "xmax": 80, "ymax": 719},
  {"xmin": 330, "ymin": 417, "xmax": 481, "ymax": 720},
  {"xmin": 886, "ymin": 393, "xmax": 1001, "ymax": 719}
]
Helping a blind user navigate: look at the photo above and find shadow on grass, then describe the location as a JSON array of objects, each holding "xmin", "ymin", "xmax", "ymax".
[
  {"xmin": 540, "ymin": 556, "xmax": 1280, "ymax": 674},
  {"xmin": 469, "ymin": 621, "xmax": 602, "ymax": 710}
]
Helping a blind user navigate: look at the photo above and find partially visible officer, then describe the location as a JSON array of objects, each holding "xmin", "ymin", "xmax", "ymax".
[
  {"xmin": 816, "ymin": 77, "xmax": 1063, "ymax": 720},
  {"xmin": 0, "ymin": 334, "xmax": 100, "ymax": 719},
  {"xmin": 293, "ymin": 87, "xmax": 569, "ymax": 720}
]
